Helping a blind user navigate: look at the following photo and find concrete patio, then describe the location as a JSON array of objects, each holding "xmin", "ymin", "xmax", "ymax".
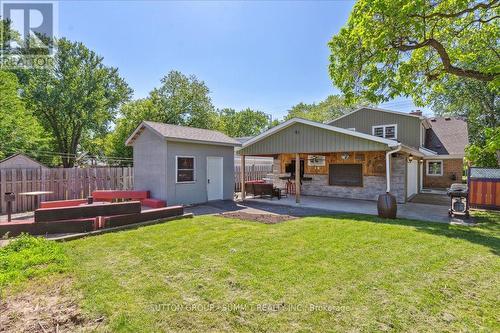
[{"xmin": 235, "ymin": 194, "xmax": 469, "ymax": 224}]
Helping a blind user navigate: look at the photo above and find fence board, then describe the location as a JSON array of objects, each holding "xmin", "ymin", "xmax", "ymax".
[
  {"xmin": 234, "ymin": 165, "xmax": 273, "ymax": 192},
  {"xmin": 0, "ymin": 167, "xmax": 134, "ymax": 214}
]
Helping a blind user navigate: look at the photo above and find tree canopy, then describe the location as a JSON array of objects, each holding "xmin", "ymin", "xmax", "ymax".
[
  {"xmin": 104, "ymin": 71, "xmax": 272, "ymax": 161},
  {"xmin": 0, "ymin": 71, "xmax": 50, "ymax": 162},
  {"xmin": 328, "ymin": 0, "xmax": 499, "ymax": 104},
  {"xmin": 21, "ymin": 38, "xmax": 132, "ymax": 167},
  {"xmin": 285, "ymin": 95, "xmax": 365, "ymax": 123},
  {"xmin": 217, "ymin": 108, "xmax": 270, "ymax": 138}
]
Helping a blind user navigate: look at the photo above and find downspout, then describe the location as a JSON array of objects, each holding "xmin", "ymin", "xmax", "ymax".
[{"xmin": 386, "ymin": 144, "xmax": 402, "ymax": 193}]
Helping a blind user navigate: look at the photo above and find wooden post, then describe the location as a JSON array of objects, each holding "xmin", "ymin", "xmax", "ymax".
[
  {"xmin": 240, "ymin": 155, "xmax": 246, "ymax": 200},
  {"xmin": 295, "ymin": 153, "xmax": 301, "ymax": 203}
]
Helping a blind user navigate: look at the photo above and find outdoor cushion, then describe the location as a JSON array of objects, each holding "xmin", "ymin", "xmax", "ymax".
[
  {"xmin": 141, "ymin": 198, "xmax": 166, "ymax": 208},
  {"xmin": 40, "ymin": 199, "xmax": 88, "ymax": 209},
  {"xmin": 35, "ymin": 201, "xmax": 142, "ymax": 222}
]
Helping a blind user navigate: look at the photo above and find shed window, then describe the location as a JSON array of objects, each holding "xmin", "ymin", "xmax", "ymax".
[
  {"xmin": 426, "ymin": 160, "xmax": 443, "ymax": 176},
  {"xmin": 372, "ymin": 124, "xmax": 397, "ymax": 139},
  {"xmin": 176, "ymin": 156, "xmax": 195, "ymax": 182},
  {"xmin": 329, "ymin": 164, "xmax": 363, "ymax": 187}
]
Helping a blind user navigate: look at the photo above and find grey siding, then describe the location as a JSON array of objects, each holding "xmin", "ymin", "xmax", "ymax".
[
  {"xmin": 239, "ymin": 122, "xmax": 388, "ymax": 156},
  {"xmin": 330, "ymin": 108, "xmax": 422, "ymax": 148},
  {"xmin": 133, "ymin": 130, "xmax": 168, "ymax": 200},
  {"xmin": 166, "ymin": 141, "xmax": 234, "ymax": 205}
]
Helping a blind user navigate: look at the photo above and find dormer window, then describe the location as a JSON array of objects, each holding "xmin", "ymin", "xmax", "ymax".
[{"xmin": 372, "ymin": 124, "xmax": 397, "ymax": 139}]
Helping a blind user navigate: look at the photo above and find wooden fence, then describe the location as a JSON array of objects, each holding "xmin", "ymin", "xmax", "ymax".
[
  {"xmin": 0, "ymin": 167, "xmax": 133, "ymax": 214},
  {"xmin": 234, "ymin": 165, "xmax": 273, "ymax": 192},
  {"xmin": 468, "ymin": 167, "xmax": 500, "ymax": 210}
]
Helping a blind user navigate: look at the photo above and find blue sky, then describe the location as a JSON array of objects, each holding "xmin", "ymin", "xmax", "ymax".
[{"xmin": 59, "ymin": 0, "xmax": 420, "ymax": 119}]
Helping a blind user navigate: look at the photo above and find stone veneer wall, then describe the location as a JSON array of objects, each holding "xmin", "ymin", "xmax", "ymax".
[{"xmin": 270, "ymin": 155, "xmax": 406, "ymax": 203}]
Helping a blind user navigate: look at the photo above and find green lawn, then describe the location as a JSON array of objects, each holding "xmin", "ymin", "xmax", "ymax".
[{"xmin": 2, "ymin": 212, "xmax": 500, "ymax": 332}]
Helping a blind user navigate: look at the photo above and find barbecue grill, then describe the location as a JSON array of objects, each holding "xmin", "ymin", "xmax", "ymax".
[{"xmin": 447, "ymin": 183, "xmax": 469, "ymax": 218}]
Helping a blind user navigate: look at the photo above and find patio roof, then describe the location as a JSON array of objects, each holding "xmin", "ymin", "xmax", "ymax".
[{"xmin": 238, "ymin": 118, "xmax": 400, "ymax": 156}]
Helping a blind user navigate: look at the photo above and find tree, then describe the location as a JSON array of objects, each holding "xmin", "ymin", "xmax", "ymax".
[
  {"xmin": 104, "ymin": 99, "xmax": 156, "ymax": 160},
  {"xmin": 104, "ymin": 71, "xmax": 218, "ymax": 160},
  {"xmin": 425, "ymin": 77, "xmax": 499, "ymax": 143},
  {"xmin": 0, "ymin": 71, "xmax": 50, "ymax": 162},
  {"xmin": 21, "ymin": 38, "xmax": 131, "ymax": 167},
  {"xmin": 466, "ymin": 127, "xmax": 500, "ymax": 166},
  {"xmin": 217, "ymin": 108, "xmax": 270, "ymax": 137},
  {"xmin": 285, "ymin": 95, "xmax": 364, "ymax": 122},
  {"xmin": 151, "ymin": 70, "xmax": 218, "ymax": 129},
  {"xmin": 328, "ymin": 0, "xmax": 499, "ymax": 104}
]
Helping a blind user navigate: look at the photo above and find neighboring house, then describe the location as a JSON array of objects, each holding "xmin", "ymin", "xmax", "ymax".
[
  {"xmin": 0, "ymin": 153, "xmax": 47, "ymax": 169},
  {"xmin": 126, "ymin": 121, "xmax": 241, "ymax": 205},
  {"xmin": 238, "ymin": 107, "xmax": 468, "ymax": 204}
]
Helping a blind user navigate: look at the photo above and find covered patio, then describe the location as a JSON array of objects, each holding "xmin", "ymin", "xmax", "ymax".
[{"xmin": 237, "ymin": 118, "xmax": 423, "ymax": 205}]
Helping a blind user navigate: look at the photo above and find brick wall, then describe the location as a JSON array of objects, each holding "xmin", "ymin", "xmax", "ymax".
[{"xmin": 423, "ymin": 158, "xmax": 463, "ymax": 189}]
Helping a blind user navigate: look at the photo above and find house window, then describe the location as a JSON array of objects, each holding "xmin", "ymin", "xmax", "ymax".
[
  {"xmin": 426, "ymin": 160, "xmax": 443, "ymax": 176},
  {"xmin": 176, "ymin": 156, "xmax": 195, "ymax": 182},
  {"xmin": 372, "ymin": 124, "xmax": 397, "ymax": 139},
  {"xmin": 329, "ymin": 164, "xmax": 363, "ymax": 187}
]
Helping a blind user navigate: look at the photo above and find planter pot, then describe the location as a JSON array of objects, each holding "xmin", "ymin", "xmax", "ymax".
[{"xmin": 377, "ymin": 193, "xmax": 397, "ymax": 219}]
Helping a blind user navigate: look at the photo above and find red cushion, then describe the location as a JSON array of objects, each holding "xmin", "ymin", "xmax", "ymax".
[
  {"xmin": 40, "ymin": 199, "xmax": 88, "ymax": 209},
  {"xmin": 141, "ymin": 198, "xmax": 166, "ymax": 208},
  {"xmin": 92, "ymin": 190, "xmax": 149, "ymax": 201}
]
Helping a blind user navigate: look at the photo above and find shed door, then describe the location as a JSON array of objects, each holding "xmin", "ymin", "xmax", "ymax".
[
  {"xmin": 207, "ymin": 157, "xmax": 223, "ymax": 201},
  {"xmin": 407, "ymin": 160, "xmax": 418, "ymax": 198}
]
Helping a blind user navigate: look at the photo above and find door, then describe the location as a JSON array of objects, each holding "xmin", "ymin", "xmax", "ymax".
[
  {"xmin": 407, "ymin": 159, "xmax": 418, "ymax": 198},
  {"xmin": 207, "ymin": 157, "xmax": 223, "ymax": 201}
]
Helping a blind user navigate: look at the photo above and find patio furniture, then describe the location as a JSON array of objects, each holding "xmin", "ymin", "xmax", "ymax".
[
  {"xmin": 92, "ymin": 190, "xmax": 166, "ymax": 208},
  {"xmin": 18, "ymin": 191, "xmax": 53, "ymax": 210},
  {"xmin": 34, "ymin": 201, "xmax": 142, "ymax": 223},
  {"xmin": 245, "ymin": 181, "xmax": 275, "ymax": 198}
]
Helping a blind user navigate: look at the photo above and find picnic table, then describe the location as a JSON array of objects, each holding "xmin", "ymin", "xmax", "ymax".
[{"xmin": 18, "ymin": 191, "xmax": 53, "ymax": 210}]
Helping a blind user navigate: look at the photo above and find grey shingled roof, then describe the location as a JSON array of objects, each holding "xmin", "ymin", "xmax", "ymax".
[
  {"xmin": 141, "ymin": 121, "xmax": 241, "ymax": 146},
  {"xmin": 425, "ymin": 117, "xmax": 468, "ymax": 155}
]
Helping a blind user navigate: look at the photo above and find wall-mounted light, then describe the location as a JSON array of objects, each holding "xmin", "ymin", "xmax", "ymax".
[
  {"xmin": 408, "ymin": 154, "xmax": 413, "ymax": 163},
  {"xmin": 419, "ymin": 159, "xmax": 424, "ymax": 163}
]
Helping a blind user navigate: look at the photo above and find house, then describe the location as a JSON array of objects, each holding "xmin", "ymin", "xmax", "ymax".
[
  {"xmin": 329, "ymin": 108, "xmax": 468, "ymax": 190},
  {"xmin": 0, "ymin": 153, "xmax": 47, "ymax": 169},
  {"xmin": 126, "ymin": 121, "xmax": 241, "ymax": 205},
  {"xmin": 237, "ymin": 107, "xmax": 468, "ymax": 204}
]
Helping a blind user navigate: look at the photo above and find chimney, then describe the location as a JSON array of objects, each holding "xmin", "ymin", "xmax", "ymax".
[{"xmin": 410, "ymin": 109, "xmax": 423, "ymax": 116}]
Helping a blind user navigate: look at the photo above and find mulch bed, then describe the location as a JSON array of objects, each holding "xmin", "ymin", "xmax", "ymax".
[{"xmin": 219, "ymin": 212, "xmax": 297, "ymax": 224}]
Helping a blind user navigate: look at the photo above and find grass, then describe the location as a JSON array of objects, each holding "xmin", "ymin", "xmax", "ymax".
[
  {"xmin": 2, "ymin": 212, "xmax": 499, "ymax": 332},
  {"xmin": 0, "ymin": 234, "xmax": 69, "ymax": 289}
]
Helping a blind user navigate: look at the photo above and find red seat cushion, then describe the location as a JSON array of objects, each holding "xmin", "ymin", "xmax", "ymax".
[
  {"xmin": 141, "ymin": 198, "xmax": 166, "ymax": 208},
  {"xmin": 92, "ymin": 190, "xmax": 149, "ymax": 201}
]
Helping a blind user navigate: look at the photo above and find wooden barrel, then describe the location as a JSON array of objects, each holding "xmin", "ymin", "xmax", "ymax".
[{"xmin": 377, "ymin": 193, "xmax": 397, "ymax": 219}]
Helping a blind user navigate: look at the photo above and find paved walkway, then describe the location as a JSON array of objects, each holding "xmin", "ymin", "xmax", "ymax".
[{"xmin": 187, "ymin": 196, "xmax": 472, "ymax": 224}]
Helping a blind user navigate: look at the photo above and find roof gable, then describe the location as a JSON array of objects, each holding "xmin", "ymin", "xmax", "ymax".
[
  {"xmin": 425, "ymin": 117, "xmax": 468, "ymax": 155},
  {"xmin": 126, "ymin": 121, "xmax": 241, "ymax": 147},
  {"xmin": 328, "ymin": 107, "xmax": 424, "ymax": 125},
  {"xmin": 0, "ymin": 153, "xmax": 47, "ymax": 168},
  {"xmin": 239, "ymin": 118, "xmax": 398, "ymax": 155}
]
